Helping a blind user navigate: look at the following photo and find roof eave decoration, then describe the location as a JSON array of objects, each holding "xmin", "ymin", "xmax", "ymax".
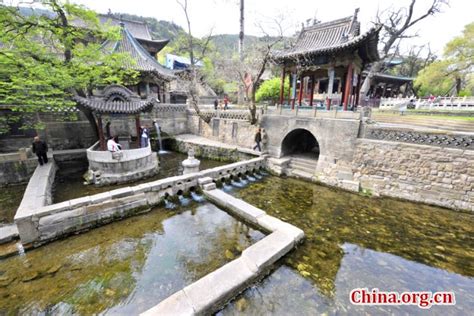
[
  {"xmin": 273, "ymin": 26, "xmax": 381, "ymax": 63},
  {"xmin": 100, "ymin": 23, "xmax": 175, "ymax": 81},
  {"xmin": 74, "ymin": 96, "xmax": 157, "ymax": 114}
]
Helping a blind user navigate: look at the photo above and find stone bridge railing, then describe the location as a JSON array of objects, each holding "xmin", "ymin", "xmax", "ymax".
[
  {"xmin": 188, "ymin": 108, "xmax": 251, "ymax": 121},
  {"xmin": 14, "ymin": 157, "xmax": 265, "ymax": 246},
  {"xmin": 265, "ymin": 105, "xmax": 363, "ymax": 120},
  {"xmin": 379, "ymin": 97, "xmax": 474, "ymax": 111}
]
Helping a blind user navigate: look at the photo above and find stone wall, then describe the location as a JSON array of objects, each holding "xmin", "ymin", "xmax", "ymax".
[
  {"xmin": 0, "ymin": 158, "xmax": 38, "ymax": 186},
  {"xmin": 172, "ymin": 135, "xmax": 259, "ymax": 162},
  {"xmin": 187, "ymin": 114, "xmax": 256, "ymax": 149},
  {"xmin": 0, "ymin": 104, "xmax": 189, "ymax": 153},
  {"xmin": 352, "ymin": 139, "xmax": 474, "ymax": 212},
  {"xmin": 15, "ymin": 157, "xmax": 265, "ymax": 246}
]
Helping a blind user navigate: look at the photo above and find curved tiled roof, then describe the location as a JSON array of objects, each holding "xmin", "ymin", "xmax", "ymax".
[
  {"xmin": 273, "ymin": 13, "xmax": 380, "ymax": 63},
  {"xmin": 101, "ymin": 24, "xmax": 175, "ymax": 80},
  {"xmin": 98, "ymin": 15, "xmax": 152, "ymax": 40},
  {"xmin": 74, "ymin": 96, "xmax": 156, "ymax": 114}
]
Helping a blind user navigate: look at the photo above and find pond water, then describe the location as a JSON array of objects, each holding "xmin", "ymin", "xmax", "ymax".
[
  {"xmin": 0, "ymin": 184, "xmax": 27, "ymax": 224},
  {"xmin": 0, "ymin": 201, "xmax": 264, "ymax": 315},
  {"xmin": 54, "ymin": 152, "xmax": 227, "ymax": 203},
  {"xmin": 219, "ymin": 176, "xmax": 474, "ymax": 315}
]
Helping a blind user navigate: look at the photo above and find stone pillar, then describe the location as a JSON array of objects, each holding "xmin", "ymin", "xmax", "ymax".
[
  {"xmin": 279, "ymin": 67, "xmax": 286, "ymax": 105},
  {"xmin": 291, "ymin": 73, "xmax": 297, "ymax": 109},
  {"xmin": 298, "ymin": 75, "xmax": 304, "ymax": 106},
  {"xmin": 327, "ymin": 67, "xmax": 335, "ymax": 110},
  {"xmin": 182, "ymin": 148, "xmax": 200, "ymax": 174},
  {"xmin": 309, "ymin": 74, "xmax": 315, "ymax": 107}
]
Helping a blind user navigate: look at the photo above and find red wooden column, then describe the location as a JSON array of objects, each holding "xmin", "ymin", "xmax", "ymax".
[
  {"xmin": 343, "ymin": 63, "xmax": 353, "ymax": 111},
  {"xmin": 135, "ymin": 115, "xmax": 141, "ymax": 148},
  {"xmin": 279, "ymin": 67, "xmax": 286, "ymax": 105},
  {"xmin": 309, "ymin": 74, "xmax": 315, "ymax": 106},
  {"xmin": 298, "ymin": 75, "xmax": 304, "ymax": 106},
  {"xmin": 97, "ymin": 114, "xmax": 106, "ymax": 151}
]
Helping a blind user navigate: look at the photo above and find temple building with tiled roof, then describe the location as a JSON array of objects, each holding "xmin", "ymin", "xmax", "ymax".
[
  {"xmin": 273, "ymin": 9, "xmax": 381, "ymax": 110},
  {"xmin": 74, "ymin": 22, "xmax": 176, "ymax": 151}
]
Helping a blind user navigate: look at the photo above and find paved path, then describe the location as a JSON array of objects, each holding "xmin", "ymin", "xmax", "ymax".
[{"xmin": 372, "ymin": 112, "xmax": 474, "ymax": 133}]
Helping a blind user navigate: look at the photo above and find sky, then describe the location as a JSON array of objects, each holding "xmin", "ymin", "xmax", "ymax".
[{"xmin": 7, "ymin": 0, "xmax": 473, "ymax": 56}]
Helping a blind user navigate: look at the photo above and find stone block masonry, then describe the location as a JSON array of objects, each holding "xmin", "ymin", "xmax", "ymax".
[
  {"xmin": 141, "ymin": 187, "xmax": 304, "ymax": 316},
  {"xmin": 353, "ymin": 139, "xmax": 474, "ymax": 212},
  {"xmin": 14, "ymin": 157, "xmax": 266, "ymax": 246}
]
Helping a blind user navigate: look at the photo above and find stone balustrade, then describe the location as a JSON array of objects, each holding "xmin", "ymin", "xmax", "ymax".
[
  {"xmin": 379, "ymin": 96, "xmax": 474, "ymax": 111},
  {"xmin": 86, "ymin": 141, "xmax": 159, "ymax": 185},
  {"xmin": 14, "ymin": 157, "xmax": 265, "ymax": 246}
]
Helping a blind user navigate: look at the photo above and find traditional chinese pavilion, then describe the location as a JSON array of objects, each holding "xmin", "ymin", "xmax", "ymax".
[
  {"xmin": 273, "ymin": 9, "xmax": 381, "ymax": 110},
  {"xmin": 74, "ymin": 22, "xmax": 174, "ymax": 151}
]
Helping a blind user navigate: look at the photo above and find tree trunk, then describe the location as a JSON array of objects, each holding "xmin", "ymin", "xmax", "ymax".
[
  {"xmin": 238, "ymin": 0, "xmax": 245, "ymax": 105},
  {"xmin": 455, "ymin": 77, "xmax": 462, "ymax": 96},
  {"xmin": 359, "ymin": 61, "xmax": 383, "ymax": 100},
  {"xmin": 249, "ymin": 89, "xmax": 257, "ymax": 124}
]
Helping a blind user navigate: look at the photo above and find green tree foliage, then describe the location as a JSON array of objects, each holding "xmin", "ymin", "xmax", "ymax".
[
  {"xmin": 255, "ymin": 77, "xmax": 289, "ymax": 104},
  {"xmin": 0, "ymin": 1, "xmax": 138, "ymax": 134},
  {"xmin": 415, "ymin": 22, "xmax": 474, "ymax": 96}
]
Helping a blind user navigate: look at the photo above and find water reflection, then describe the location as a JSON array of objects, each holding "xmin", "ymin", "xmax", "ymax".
[
  {"xmin": 0, "ymin": 184, "xmax": 27, "ymax": 224},
  {"xmin": 0, "ymin": 202, "xmax": 264, "ymax": 314},
  {"xmin": 220, "ymin": 243, "xmax": 474, "ymax": 315},
  {"xmin": 53, "ymin": 152, "xmax": 227, "ymax": 203},
  {"xmin": 220, "ymin": 176, "xmax": 474, "ymax": 314}
]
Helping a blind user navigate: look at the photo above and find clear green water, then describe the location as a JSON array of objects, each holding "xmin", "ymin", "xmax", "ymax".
[
  {"xmin": 54, "ymin": 152, "xmax": 227, "ymax": 203},
  {"xmin": 0, "ymin": 202, "xmax": 264, "ymax": 315},
  {"xmin": 0, "ymin": 184, "xmax": 26, "ymax": 224},
  {"xmin": 219, "ymin": 176, "xmax": 474, "ymax": 315}
]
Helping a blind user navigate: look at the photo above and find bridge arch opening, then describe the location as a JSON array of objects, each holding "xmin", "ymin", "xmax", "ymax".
[{"xmin": 281, "ymin": 129, "xmax": 320, "ymax": 159}]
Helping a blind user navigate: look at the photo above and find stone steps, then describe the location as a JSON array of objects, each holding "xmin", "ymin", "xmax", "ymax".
[
  {"xmin": 288, "ymin": 157, "xmax": 318, "ymax": 180},
  {"xmin": 289, "ymin": 168, "xmax": 314, "ymax": 181}
]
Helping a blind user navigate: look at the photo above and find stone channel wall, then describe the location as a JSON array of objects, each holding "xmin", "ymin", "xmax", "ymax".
[
  {"xmin": 172, "ymin": 135, "xmax": 259, "ymax": 162},
  {"xmin": 187, "ymin": 114, "xmax": 256, "ymax": 149},
  {"xmin": 142, "ymin": 185, "xmax": 304, "ymax": 316},
  {"xmin": 352, "ymin": 139, "xmax": 474, "ymax": 211},
  {"xmin": 14, "ymin": 157, "xmax": 265, "ymax": 246}
]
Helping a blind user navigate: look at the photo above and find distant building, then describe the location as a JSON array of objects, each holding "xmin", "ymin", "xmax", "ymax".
[{"xmin": 165, "ymin": 54, "xmax": 203, "ymax": 70}]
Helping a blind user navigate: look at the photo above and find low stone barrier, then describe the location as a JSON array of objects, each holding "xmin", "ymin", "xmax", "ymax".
[
  {"xmin": 141, "ymin": 185, "xmax": 304, "ymax": 316},
  {"xmin": 14, "ymin": 157, "xmax": 265, "ymax": 246},
  {"xmin": 86, "ymin": 141, "xmax": 159, "ymax": 186}
]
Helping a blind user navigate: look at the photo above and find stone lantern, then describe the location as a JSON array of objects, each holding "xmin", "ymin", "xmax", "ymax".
[{"xmin": 182, "ymin": 148, "xmax": 200, "ymax": 174}]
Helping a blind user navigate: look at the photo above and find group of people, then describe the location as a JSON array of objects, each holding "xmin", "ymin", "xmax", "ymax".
[
  {"xmin": 106, "ymin": 125, "xmax": 151, "ymax": 153},
  {"xmin": 32, "ymin": 122, "xmax": 266, "ymax": 167},
  {"xmin": 213, "ymin": 95, "xmax": 229, "ymax": 110}
]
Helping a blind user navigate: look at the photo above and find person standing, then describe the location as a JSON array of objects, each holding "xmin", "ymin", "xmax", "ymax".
[
  {"xmin": 32, "ymin": 136, "xmax": 48, "ymax": 166},
  {"xmin": 140, "ymin": 126, "xmax": 150, "ymax": 148},
  {"xmin": 107, "ymin": 136, "xmax": 121, "ymax": 152},
  {"xmin": 224, "ymin": 95, "xmax": 229, "ymax": 110},
  {"xmin": 253, "ymin": 128, "xmax": 262, "ymax": 152},
  {"xmin": 214, "ymin": 99, "xmax": 218, "ymax": 110}
]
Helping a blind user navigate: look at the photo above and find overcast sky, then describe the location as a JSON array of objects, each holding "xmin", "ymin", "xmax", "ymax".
[{"xmin": 8, "ymin": 0, "xmax": 473, "ymax": 55}]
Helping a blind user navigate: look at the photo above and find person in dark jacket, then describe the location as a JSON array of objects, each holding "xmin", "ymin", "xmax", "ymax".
[
  {"xmin": 253, "ymin": 128, "xmax": 262, "ymax": 152},
  {"xmin": 32, "ymin": 136, "xmax": 48, "ymax": 166}
]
